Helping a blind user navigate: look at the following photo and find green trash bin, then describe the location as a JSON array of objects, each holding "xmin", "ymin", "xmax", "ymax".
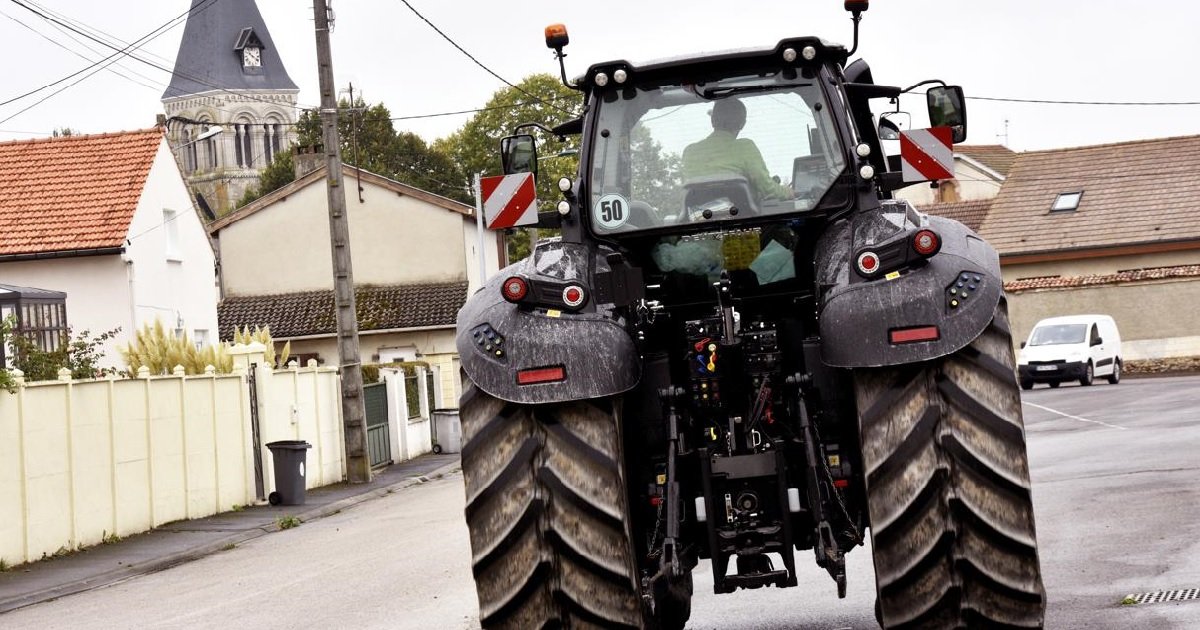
[{"xmin": 267, "ymin": 440, "xmax": 312, "ymax": 506}]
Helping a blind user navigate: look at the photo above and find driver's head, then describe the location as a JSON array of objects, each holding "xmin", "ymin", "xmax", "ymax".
[{"xmin": 711, "ymin": 98, "xmax": 747, "ymax": 134}]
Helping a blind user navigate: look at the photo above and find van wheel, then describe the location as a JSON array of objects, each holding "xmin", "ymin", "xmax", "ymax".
[
  {"xmin": 1048, "ymin": 381, "xmax": 1060, "ymax": 389},
  {"xmin": 1020, "ymin": 380, "xmax": 1033, "ymax": 391},
  {"xmin": 1079, "ymin": 362, "xmax": 1094, "ymax": 387},
  {"xmin": 1107, "ymin": 361, "xmax": 1121, "ymax": 385}
]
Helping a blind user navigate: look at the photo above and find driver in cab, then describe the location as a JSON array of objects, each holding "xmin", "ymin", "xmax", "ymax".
[{"xmin": 681, "ymin": 98, "xmax": 793, "ymax": 202}]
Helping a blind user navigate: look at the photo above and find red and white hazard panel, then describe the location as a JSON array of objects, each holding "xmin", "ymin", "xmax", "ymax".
[
  {"xmin": 481, "ymin": 173, "xmax": 538, "ymax": 230},
  {"xmin": 900, "ymin": 126, "xmax": 955, "ymax": 183}
]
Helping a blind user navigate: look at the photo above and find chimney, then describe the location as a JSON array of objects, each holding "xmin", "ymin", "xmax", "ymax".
[
  {"xmin": 293, "ymin": 145, "xmax": 325, "ymax": 179},
  {"xmin": 155, "ymin": 114, "xmax": 167, "ymax": 128}
]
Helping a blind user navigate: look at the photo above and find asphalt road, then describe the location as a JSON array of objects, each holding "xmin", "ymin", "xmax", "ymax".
[{"xmin": 4, "ymin": 375, "xmax": 1199, "ymax": 629}]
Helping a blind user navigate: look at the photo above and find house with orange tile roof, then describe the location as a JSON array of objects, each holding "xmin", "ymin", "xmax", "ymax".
[
  {"xmin": 0, "ymin": 128, "xmax": 219, "ymax": 369},
  {"xmin": 976, "ymin": 135, "xmax": 1200, "ymax": 360}
]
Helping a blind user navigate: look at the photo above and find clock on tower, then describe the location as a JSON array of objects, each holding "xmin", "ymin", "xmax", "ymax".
[{"xmin": 243, "ymin": 46, "xmax": 261, "ymax": 68}]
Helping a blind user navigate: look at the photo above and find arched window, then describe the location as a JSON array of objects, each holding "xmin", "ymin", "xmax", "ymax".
[{"xmin": 181, "ymin": 129, "xmax": 195, "ymax": 173}]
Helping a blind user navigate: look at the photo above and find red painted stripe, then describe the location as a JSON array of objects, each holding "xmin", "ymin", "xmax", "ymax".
[
  {"xmin": 900, "ymin": 133, "xmax": 953, "ymax": 181},
  {"xmin": 480, "ymin": 175, "xmax": 503, "ymax": 201},
  {"xmin": 489, "ymin": 174, "xmax": 537, "ymax": 229}
]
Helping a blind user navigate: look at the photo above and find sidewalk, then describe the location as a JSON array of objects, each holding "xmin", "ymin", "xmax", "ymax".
[{"xmin": 0, "ymin": 453, "xmax": 461, "ymax": 615}]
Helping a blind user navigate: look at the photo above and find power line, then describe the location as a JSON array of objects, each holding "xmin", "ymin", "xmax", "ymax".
[
  {"xmin": 967, "ymin": 95, "xmax": 1200, "ymax": 106},
  {"xmin": 395, "ymin": 0, "xmax": 578, "ymax": 117},
  {"xmin": 0, "ymin": 0, "xmax": 210, "ymax": 110},
  {"xmin": 0, "ymin": 8, "xmax": 163, "ymax": 93},
  {"xmin": 6, "ymin": 0, "xmax": 316, "ymax": 117}
]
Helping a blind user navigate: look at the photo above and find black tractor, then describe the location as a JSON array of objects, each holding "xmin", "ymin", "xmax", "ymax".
[{"xmin": 455, "ymin": 3, "xmax": 1045, "ymax": 628}]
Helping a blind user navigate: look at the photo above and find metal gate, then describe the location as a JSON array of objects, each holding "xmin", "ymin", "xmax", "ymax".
[{"xmin": 364, "ymin": 382, "xmax": 391, "ymax": 468}]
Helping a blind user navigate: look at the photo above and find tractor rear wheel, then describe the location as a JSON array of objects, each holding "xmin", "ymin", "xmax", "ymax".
[
  {"xmin": 854, "ymin": 299, "xmax": 1046, "ymax": 629},
  {"xmin": 459, "ymin": 383, "xmax": 644, "ymax": 629}
]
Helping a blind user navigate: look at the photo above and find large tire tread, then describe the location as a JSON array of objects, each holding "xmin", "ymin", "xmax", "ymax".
[
  {"xmin": 856, "ymin": 298, "xmax": 1046, "ymax": 629},
  {"xmin": 460, "ymin": 383, "xmax": 643, "ymax": 629}
]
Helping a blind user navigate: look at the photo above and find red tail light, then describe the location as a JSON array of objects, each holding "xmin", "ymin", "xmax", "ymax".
[
  {"xmin": 501, "ymin": 276, "xmax": 528, "ymax": 302},
  {"xmin": 912, "ymin": 229, "xmax": 941, "ymax": 257},
  {"xmin": 890, "ymin": 326, "xmax": 940, "ymax": 344},
  {"xmin": 517, "ymin": 365, "xmax": 566, "ymax": 385},
  {"xmin": 562, "ymin": 285, "xmax": 586, "ymax": 308},
  {"xmin": 856, "ymin": 251, "xmax": 881, "ymax": 275}
]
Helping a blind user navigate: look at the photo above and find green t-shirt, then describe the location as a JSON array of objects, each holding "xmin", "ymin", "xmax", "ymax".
[{"xmin": 681, "ymin": 130, "xmax": 791, "ymax": 200}]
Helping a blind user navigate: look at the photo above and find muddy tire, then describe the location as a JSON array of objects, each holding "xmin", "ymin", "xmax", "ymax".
[
  {"xmin": 459, "ymin": 383, "xmax": 644, "ymax": 629},
  {"xmin": 854, "ymin": 298, "xmax": 1046, "ymax": 629}
]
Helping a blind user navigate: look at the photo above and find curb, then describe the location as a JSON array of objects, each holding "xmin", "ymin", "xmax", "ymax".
[
  {"xmin": 290, "ymin": 460, "xmax": 463, "ymax": 525},
  {"xmin": 0, "ymin": 460, "xmax": 462, "ymax": 615}
]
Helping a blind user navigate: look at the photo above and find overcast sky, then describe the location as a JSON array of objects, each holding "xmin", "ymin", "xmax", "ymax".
[{"xmin": 2, "ymin": 0, "xmax": 1199, "ymax": 152}]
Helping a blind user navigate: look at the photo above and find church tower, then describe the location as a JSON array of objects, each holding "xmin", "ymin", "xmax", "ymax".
[{"xmin": 162, "ymin": 0, "xmax": 300, "ymax": 216}]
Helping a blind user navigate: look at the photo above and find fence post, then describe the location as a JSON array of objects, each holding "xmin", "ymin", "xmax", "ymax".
[
  {"xmin": 383, "ymin": 369, "xmax": 405, "ymax": 463},
  {"xmin": 229, "ymin": 342, "xmax": 269, "ymax": 502},
  {"xmin": 417, "ymin": 366, "xmax": 431, "ymax": 420}
]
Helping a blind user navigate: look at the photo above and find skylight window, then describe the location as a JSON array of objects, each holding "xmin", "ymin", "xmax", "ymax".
[{"xmin": 1051, "ymin": 191, "xmax": 1083, "ymax": 212}]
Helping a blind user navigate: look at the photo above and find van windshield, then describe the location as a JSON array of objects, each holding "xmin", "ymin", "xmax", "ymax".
[{"xmin": 1029, "ymin": 324, "xmax": 1087, "ymax": 346}]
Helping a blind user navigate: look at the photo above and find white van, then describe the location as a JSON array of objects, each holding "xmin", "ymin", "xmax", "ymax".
[{"xmin": 1017, "ymin": 314, "xmax": 1122, "ymax": 389}]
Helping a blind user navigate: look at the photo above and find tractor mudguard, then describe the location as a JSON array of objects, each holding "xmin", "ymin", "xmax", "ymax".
[
  {"xmin": 456, "ymin": 241, "xmax": 641, "ymax": 405},
  {"xmin": 815, "ymin": 200, "xmax": 1002, "ymax": 368}
]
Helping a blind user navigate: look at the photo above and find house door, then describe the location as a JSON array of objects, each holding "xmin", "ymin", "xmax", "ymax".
[{"xmin": 363, "ymin": 382, "xmax": 391, "ymax": 468}]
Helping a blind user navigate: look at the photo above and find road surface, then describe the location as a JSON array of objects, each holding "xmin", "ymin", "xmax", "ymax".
[{"xmin": 5, "ymin": 375, "xmax": 1199, "ymax": 629}]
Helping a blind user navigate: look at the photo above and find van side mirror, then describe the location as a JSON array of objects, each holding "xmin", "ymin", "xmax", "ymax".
[
  {"xmin": 927, "ymin": 85, "xmax": 967, "ymax": 143},
  {"xmin": 500, "ymin": 134, "xmax": 538, "ymax": 179},
  {"xmin": 1020, "ymin": 341, "xmax": 1027, "ymax": 349},
  {"xmin": 1091, "ymin": 336, "xmax": 1103, "ymax": 347}
]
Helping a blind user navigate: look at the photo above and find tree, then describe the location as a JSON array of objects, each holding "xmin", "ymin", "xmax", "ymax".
[
  {"xmin": 630, "ymin": 123, "xmax": 685, "ymax": 214},
  {"xmin": 237, "ymin": 150, "xmax": 295, "ymax": 208},
  {"xmin": 435, "ymin": 74, "xmax": 583, "ymax": 260},
  {"xmin": 295, "ymin": 100, "xmax": 471, "ymax": 203},
  {"xmin": 236, "ymin": 99, "xmax": 471, "ymax": 209}
]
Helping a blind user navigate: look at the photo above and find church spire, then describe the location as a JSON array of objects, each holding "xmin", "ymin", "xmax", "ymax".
[{"xmin": 163, "ymin": 0, "xmax": 298, "ymax": 99}]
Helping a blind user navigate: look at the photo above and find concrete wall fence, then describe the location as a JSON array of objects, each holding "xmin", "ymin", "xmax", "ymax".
[
  {"xmin": 0, "ymin": 343, "xmax": 345, "ymax": 567},
  {"xmin": 1008, "ymin": 278, "xmax": 1200, "ymax": 360}
]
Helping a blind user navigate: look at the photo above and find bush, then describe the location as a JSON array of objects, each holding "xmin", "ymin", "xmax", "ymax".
[
  {"xmin": 361, "ymin": 361, "xmax": 432, "ymax": 418},
  {"xmin": 121, "ymin": 319, "xmax": 234, "ymax": 376},
  {"xmin": 1, "ymin": 316, "xmax": 120, "ymax": 382}
]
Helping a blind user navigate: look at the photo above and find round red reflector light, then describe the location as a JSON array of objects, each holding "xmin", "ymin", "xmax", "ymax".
[
  {"xmin": 562, "ymin": 285, "xmax": 585, "ymax": 308},
  {"xmin": 857, "ymin": 251, "xmax": 880, "ymax": 275},
  {"xmin": 913, "ymin": 229, "xmax": 940, "ymax": 256},
  {"xmin": 501, "ymin": 276, "xmax": 528, "ymax": 302}
]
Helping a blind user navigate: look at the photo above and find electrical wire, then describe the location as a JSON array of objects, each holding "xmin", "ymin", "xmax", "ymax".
[
  {"xmin": 967, "ymin": 95, "xmax": 1200, "ymax": 106},
  {"xmin": 0, "ymin": 0, "xmax": 212, "ymax": 110},
  {"xmin": 6, "ymin": 0, "xmax": 316, "ymax": 117},
  {"xmin": 395, "ymin": 0, "xmax": 578, "ymax": 117},
  {"xmin": 0, "ymin": 8, "xmax": 163, "ymax": 93}
]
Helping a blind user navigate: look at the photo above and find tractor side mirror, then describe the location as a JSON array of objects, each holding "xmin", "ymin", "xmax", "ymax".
[
  {"xmin": 500, "ymin": 134, "xmax": 539, "ymax": 180},
  {"xmin": 878, "ymin": 116, "xmax": 901, "ymax": 141},
  {"xmin": 927, "ymin": 85, "xmax": 967, "ymax": 143}
]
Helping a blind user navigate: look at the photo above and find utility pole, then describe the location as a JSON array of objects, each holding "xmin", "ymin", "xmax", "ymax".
[{"xmin": 312, "ymin": 0, "xmax": 370, "ymax": 483}]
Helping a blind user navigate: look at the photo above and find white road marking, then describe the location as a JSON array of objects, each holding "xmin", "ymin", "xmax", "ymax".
[{"xmin": 1022, "ymin": 401, "xmax": 1127, "ymax": 431}]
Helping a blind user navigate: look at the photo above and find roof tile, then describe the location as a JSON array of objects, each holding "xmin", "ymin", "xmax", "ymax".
[
  {"xmin": 977, "ymin": 135, "xmax": 1200, "ymax": 256},
  {"xmin": 957, "ymin": 144, "xmax": 1016, "ymax": 176},
  {"xmin": 919, "ymin": 199, "xmax": 992, "ymax": 231},
  {"xmin": 1004, "ymin": 264, "xmax": 1200, "ymax": 293},
  {"xmin": 0, "ymin": 129, "xmax": 164, "ymax": 256},
  {"xmin": 217, "ymin": 282, "xmax": 468, "ymax": 339}
]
